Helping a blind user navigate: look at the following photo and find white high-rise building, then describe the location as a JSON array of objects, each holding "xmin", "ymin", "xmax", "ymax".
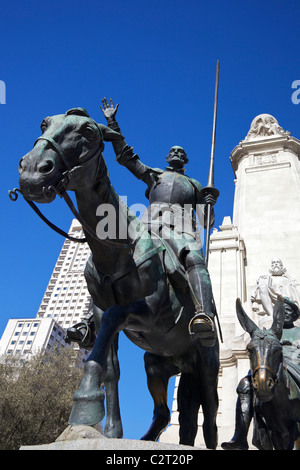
[
  {"xmin": 36, "ymin": 219, "xmax": 92, "ymax": 328},
  {"xmin": 0, "ymin": 219, "xmax": 92, "ymax": 361}
]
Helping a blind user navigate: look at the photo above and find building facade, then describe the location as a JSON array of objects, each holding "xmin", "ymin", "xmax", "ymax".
[
  {"xmin": 0, "ymin": 219, "xmax": 92, "ymax": 362},
  {"xmin": 0, "ymin": 317, "xmax": 69, "ymax": 359}
]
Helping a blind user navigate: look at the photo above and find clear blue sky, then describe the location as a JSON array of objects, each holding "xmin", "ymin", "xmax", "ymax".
[{"xmin": 1, "ymin": 0, "xmax": 299, "ymax": 440}]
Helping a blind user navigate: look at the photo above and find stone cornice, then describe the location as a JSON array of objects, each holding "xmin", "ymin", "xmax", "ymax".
[{"xmin": 230, "ymin": 135, "xmax": 300, "ymax": 175}]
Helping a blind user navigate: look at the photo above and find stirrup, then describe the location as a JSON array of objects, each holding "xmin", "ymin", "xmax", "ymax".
[{"xmin": 188, "ymin": 312, "xmax": 215, "ymax": 335}]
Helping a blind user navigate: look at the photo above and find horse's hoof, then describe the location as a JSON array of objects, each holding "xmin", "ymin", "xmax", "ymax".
[
  {"xmin": 68, "ymin": 360, "xmax": 106, "ymax": 426},
  {"xmin": 68, "ymin": 388, "xmax": 105, "ymax": 426},
  {"xmin": 104, "ymin": 420, "xmax": 123, "ymax": 439},
  {"xmin": 140, "ymin": 415, "xmax": 170, "ymax": 442},
  {"xmin": 221, "ymin": 440, "xmax": 249, "ymax": 450}
]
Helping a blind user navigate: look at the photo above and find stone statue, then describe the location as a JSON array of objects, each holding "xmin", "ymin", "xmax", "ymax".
[
  {"xmin": 100, "ymin": 98, "xmax": 219, "ymax": 346},
  {"xmin": 221, "ymin": 297, "xmax": 300, "ymax": 450},
  {"xmin": 251, "ymin": 258, "xmax": 300, "ymax": 316},
  {"xmin": 245, "ymin": 114, "xmax": 290, "ymax": 141}
]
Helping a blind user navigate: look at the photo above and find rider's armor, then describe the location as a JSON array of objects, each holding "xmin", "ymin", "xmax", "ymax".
[{"xmin": 110, "ymin": 122, "xmax": 217, "ymax": 346}]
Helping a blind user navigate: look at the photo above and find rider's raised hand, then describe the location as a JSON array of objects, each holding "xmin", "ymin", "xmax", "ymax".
[{"xmin": 100, "ymin": 97, "xmax": 119, "ymax": 121}]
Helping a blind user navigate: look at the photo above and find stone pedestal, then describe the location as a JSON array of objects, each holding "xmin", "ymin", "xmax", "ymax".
[
  {"xmin": 20, "ymin": 425, "xmax": 206, "ymax": 451},
  {"xmin": 20, "ymin": 438, "xmax": 204, "ymax": 451}
]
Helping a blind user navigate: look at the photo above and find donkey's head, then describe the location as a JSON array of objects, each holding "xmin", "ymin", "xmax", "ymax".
[
  {"xmin": 236, "ymin": 297, "xmax": 285, "ymax": 402},
  {"xmin": 18, "ymin": 108, "xmax": 122, "ymax": 203}
]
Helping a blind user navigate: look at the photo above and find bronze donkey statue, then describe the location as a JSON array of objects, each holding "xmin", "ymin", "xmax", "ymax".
[{"xmin": 236, "ymin": 297, "xmax": 300, "ymax": 450}]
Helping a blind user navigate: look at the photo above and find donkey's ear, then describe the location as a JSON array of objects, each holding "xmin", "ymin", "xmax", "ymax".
[
  {"xmin": 271, "ymin": 295, "xmax": 285, "ymax": 339},
  {"xmin": 236, "ymin": 298, "xmax": 258, "ymax": 337},
  {"xmin": 98, "ymin": 124, "xmax": 124, "ymax": 142}
]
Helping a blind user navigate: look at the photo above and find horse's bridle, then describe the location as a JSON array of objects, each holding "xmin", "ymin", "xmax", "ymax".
[
  {"xmin": 9, "ymin": 124, "xmax": 169, "ymax": 291},
  {"xmin": 251, "ymin": 364, "xmax": 278, "ymax": 382},
  {"xmin": 9, "ymin": 129, "xmax": 132, "ymax": 249},
  {"xmin": 250, "ymin": 334, "xmax": 286, "ymax": 387},
  {"xmin": 251, "ymin": 360, "xmax": 292, "ymax": 397}
]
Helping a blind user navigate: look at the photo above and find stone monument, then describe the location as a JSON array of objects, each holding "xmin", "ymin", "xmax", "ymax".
[
  {"xmin": 251, "ymin": 258, "xmax": 300, "ymax": 319},
  {"xmin": 160, "ymin": 113, "xmax": 300, "ymax": 447}
]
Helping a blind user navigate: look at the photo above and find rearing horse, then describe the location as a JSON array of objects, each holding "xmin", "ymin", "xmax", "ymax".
[{"xmin": 15, "ymin": 107, "xmax": 219, "ymax": 448}]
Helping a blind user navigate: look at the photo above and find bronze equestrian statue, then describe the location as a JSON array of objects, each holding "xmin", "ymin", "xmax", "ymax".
[
  {"xmin": 13, "ymin": 104, "xmax": 220, "ymax": 448},
  {"xmin": 222, "ymin": 297, "xmax": 300, "ymax": 450},
  {"xmin": 100, "ymin": 98, "xmax": 218, "ymax": 346}
]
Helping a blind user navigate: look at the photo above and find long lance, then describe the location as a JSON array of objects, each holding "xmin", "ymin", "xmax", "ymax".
[
  {"xmin": 201, "ymin": 61, "xmax": 223, "ymax": 343},
  {"xmin": 202, "ymin": 60, "xmax": 220, "ymax": 266}
]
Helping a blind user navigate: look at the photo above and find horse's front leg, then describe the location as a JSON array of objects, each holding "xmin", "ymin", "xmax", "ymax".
[
  {"xmin": 93, "ymin": 305, "xmax": 123, "ymax": 438},
  {"xmin": 69, "ymin": 304, "xmax": 130, "ymax": 427},
  {"xmin": 103, "ymin": 333, "xmax": 123, "ymax": 438}
]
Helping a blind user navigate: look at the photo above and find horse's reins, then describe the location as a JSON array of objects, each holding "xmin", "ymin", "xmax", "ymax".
[{"xmin": 9, "ymin": 186, "xmax": 87, "ymax": 243}]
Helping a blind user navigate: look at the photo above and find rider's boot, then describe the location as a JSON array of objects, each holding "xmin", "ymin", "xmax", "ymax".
[
  {"xmin": 186, "ymin": 263, "xmax": 217, "ymax": 347},
  {"xmin": 221, "ymin": 377, "xmax": 253, "ymax": 450},
  {"xmin": 65, "ymin": 323, "xmax": 87, "ymax": 343},
  {"xmin": 65, "ymin": 321, "xmax": 95, "ymax": 350}
]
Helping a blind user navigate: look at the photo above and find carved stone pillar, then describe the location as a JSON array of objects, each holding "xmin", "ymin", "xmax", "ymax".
[{"xmin": 230, "ymin": 114, "xmax": 300, "ymax": 308}]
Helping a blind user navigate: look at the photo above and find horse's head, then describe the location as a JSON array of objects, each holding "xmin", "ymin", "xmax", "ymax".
[
  {"xmin": 18, "ymin": 108, "xmax": 122, "ymax": 203},
  {"xmin": 236, "ymin": 297, "xmax": 285, "ymax": 402}
]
